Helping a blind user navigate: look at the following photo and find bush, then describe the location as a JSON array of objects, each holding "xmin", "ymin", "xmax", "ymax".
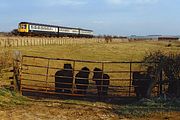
[{"xmin": 142, "ymin": 51, "xmax": 180, "ymax": 98}]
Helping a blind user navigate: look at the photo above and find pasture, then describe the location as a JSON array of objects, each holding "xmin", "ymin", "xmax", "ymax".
[
  {"xmin": 1, "ymin": 39, "xmax": 180, "ymax": 90},
  {"xmin": 8, "ymin": 40, "xmax": 180, "ymax": 61},
  {"xmin": 0, "ymin": 39, "xmax": 180, "ymax": 120},
  {"xmin": 15, "ymin": 41, "xmax": 179, "ymax": 97},
  {"xmin": 1, "ymin": 40, "xmax": 180, "ymax": 94}
]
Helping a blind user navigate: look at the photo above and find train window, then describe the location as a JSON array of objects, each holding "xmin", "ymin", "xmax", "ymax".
[
  {"xmin": 31, "ymin": 25, "xmax": 35, "ymax": 29},
  {"xmin": 21, "ymin": 25, "xmax": 26, "ymax": 29}
]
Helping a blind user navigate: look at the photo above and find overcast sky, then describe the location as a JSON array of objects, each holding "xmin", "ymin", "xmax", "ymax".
[{"xmin": 0, "ymin": 0, "xmax": 180, "ymax": 36}]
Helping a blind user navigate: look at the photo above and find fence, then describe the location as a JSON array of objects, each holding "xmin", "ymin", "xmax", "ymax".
[
  {"xmin": 0, "ymin": 36, "xmax": 129, "ymax": 47},
  {"xmin": 11, "ymin": 55, "xmax": 167, "ymax": 99}
]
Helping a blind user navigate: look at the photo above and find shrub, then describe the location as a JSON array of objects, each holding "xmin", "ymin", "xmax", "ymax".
[{"xmin": 142, "ymin": 51, "xmax": 180, "ymax": 98}]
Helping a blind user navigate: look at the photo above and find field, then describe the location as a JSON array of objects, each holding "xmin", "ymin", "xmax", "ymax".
[
  {"xmin": 8, "ymin": 40, "xmax": 180, "ymax": 97},
  {"xmin": 8, "ymin": 40, "xmax": 180, "ymax": 61},
  {"xmin": 0, "ymin": 38, "xmax": 180, "ymax": 120}
]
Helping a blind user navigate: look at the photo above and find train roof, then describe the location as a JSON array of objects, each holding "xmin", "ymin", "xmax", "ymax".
[{"xmin": 19, "ymin": 22, "xmax": 93, "ymax": 32}]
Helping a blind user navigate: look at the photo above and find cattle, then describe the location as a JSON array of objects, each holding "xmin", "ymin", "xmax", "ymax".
[
  {"xmin": 168, "ymin": 80, "xmax": 180, "ymax": 97},
  {"xmin": 93, "ymin": 68, "xmax": 110, "ymax": 97},
  {"xmin": 55, "ymin": 64, "xmax": 73, "ymax": 93},
  {"xmin": 132, "ymin": 72, "xmax": 152, "ymax": 98},
  {"xmin": 75, "ymin": 67, "xmax": 90, "ymax": 95}
]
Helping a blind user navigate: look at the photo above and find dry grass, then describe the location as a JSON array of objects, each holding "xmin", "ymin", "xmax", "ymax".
[{"xmin": 4, "ymin": 40, "xmax": 178, "ymax": 61}]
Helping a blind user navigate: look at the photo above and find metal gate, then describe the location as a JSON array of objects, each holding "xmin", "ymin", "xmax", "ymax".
[{"xmin": 14, "ymin": 55, "xmax": 162, "ymax": 98}]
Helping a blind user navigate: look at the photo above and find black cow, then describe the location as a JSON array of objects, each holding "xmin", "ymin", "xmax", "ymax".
[
  {"xmin": 132, "ymin": 72, "xmax": 151, "ymax": 98},
  {"xmin": 168, "ymin": 80, "xmax": 179, "ymax": 97},
  {"xmin": 75, "ymin": 67, "xmax": 90, "ymax": 95},
  {"xmin": 55, "ymin": 64, "xmax": 73, "ymax": 93},
  {"xmin": 93, "ymin": 68, "xmax": 110, "ymax": 96}
]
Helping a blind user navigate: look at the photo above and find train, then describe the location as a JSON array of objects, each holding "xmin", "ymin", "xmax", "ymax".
[{"xmin": 17, "ymin": 22, "xmax": 94, "ymax": 38}]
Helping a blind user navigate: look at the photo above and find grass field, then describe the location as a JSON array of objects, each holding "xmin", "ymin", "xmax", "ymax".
[
  {"xmin": 1, "ymin": 40, "xmax": 180, "ymax": 93},
  {"xmin": 0, "ymin": 40, "xmax": 180, "ymax": 119},
  {"xmin": 8, "ymin": 41, "xmax": 180, "ymax": 61}
]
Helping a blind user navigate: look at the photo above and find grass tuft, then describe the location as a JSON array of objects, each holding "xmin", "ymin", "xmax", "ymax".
[
  {"xmin": 112, "ymin": 97, "xmax": 180, "ymax": 118},
  {"xmin": 0, "ymin": 88, "xmax": 30, "ymax": 107}
]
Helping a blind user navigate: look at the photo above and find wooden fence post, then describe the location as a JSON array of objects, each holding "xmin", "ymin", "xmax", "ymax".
[
  {"xmin": 129, "ymin": 62, "xmax": 132, "ymax": 96},
  {"xmin": 5, "ymin": 39, "xmax": 7, "ymax": 48},
  {"xmin": 72, "ymin": 61, "xmax": 76, "ymax": 94},
  {"xmin": 17, "ymin": 39, "xmax": 19, "ymax": 47},
  {"xmin": 159, "ymin": 67, "xmax": 163, "ymax": 96},
  {"xmin": 12, "ymin": 50, "xmax": 22, "ymax": 93}
]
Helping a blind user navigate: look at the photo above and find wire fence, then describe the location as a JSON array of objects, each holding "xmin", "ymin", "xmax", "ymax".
[{"xmin": 0, "ymin": 36, "xmax": 129, "ymax": 47}]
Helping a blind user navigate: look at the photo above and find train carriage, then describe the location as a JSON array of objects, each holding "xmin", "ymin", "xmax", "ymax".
[
  {"xmin": 18, "ymin": 22, "xmax": 93, "ymax": 38},
  {"xmin": 79, "ymin": 29, "xmax": 94, "ymax": 37}
]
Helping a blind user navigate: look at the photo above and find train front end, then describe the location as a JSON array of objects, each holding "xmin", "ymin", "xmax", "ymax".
[{"xmin": 18, "ymin": 22, "xmax": 29, "ymax": 34}]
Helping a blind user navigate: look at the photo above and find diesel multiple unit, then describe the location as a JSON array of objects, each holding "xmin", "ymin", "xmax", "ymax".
[{"xmin": 18, "ymin": 22, "xmax": 93, "ymax": 37}]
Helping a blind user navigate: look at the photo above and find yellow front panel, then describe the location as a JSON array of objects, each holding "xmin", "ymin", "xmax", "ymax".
[
  {"xmin": 26, "ymin": 24, "xmax": 29, "ymax": 32},
  {"xmin": 18, "ymin": 24, "xmax": 29, "ymax": 33}
]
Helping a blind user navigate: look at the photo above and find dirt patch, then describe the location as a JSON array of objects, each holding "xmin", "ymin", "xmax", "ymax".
[
  {"xmin": 0, "ymin": 100, "xmax": 119, "ymax": 120},
  {"xmin": 0, "ymin": 99, "xmax": 179, "ymax": 120}
]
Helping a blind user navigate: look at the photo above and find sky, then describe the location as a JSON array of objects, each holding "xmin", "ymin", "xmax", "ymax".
[{"xmin": 0, "ymin": 0, "xmax": 180, "ymax": 36}]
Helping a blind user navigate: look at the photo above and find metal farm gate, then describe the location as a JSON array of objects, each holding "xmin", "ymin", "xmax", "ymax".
[{"xmin": 13, "ymin": 55, "xmax": 163, "ymax": 99}]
